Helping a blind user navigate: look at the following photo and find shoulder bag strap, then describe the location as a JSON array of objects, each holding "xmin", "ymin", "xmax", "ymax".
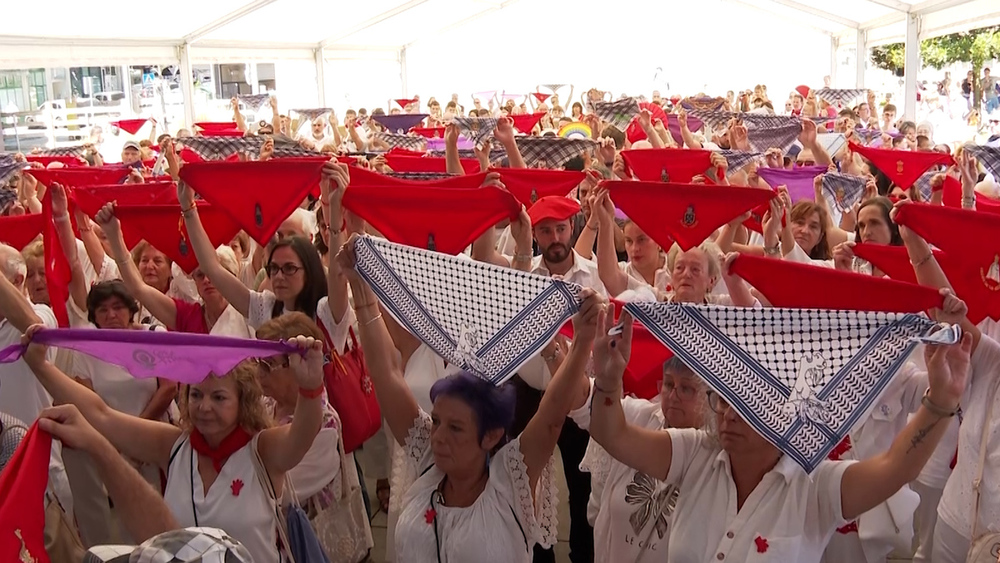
[
  {"xmin": 969, "ymin": 377, "xmax": 1000, "ymax": 543},
  {"xmin": 251, "ymin": 433, "xmax": 296, "ymax": 563}
]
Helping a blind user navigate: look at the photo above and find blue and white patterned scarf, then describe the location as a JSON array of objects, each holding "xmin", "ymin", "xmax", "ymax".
[
  {"xmin": 353, "ymin": 236, "xmax": 582, "ymax": 385},
  {"xmin": 623, "ymin": 302, "xmax": 960, "ymax": 473}
]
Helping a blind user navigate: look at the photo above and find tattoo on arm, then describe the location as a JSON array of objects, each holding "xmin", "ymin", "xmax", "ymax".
[{"xmin": 906, "ymin": 418, "xmax": 942, "ymax": 454}]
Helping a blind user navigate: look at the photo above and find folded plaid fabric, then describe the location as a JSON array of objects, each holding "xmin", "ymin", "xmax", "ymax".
[
  {"xmin": 0, "ymin": 188, "xmax": 17, "ymax": 213},
  {"xmin": 591, "ymin": 97, "xmax": 640, "ymax": 131},
  {"xmin": 814, "ymin": 88, "xmax": 867, "ymax": 106},
  {"xmin": 716, "ymin": 150, "xmax": 761, "ymax": 176},
  {"xmin": 963, "ymin": 145, "xmax": 1000, "ymax": 180},
  {"xmin": 237, "ymin": 94, "xmax": 271, "ymax": 112},
  {"xmin": 821, "ymin": 172, "xmax": 867, "ymax": 213},
  {"xmin": 690, "ymin": 111, "xmax": 800, "ymax": 133},
  {"xmin": 85, "ymin": 527, "xmax": 253, "ymax": 563},
  {"xmin": 34, "ymin": 145, "xmax": 87, "ymax": 157},
  {"xmin": 679, "ymin": 96, "xmax": 726, "ymax": 112},
  {"xmin": 375, "ymin": 132, "xmax": 427, "ymax": 151},
  {"xmin": 354, "ymin": 236, "xmax": 582, "ymax": 385},
  {"xmin": 385, "ymin": 171, "xmax": 458, "ymax": 181},
  {"xmin": 290, "ymin": 108, "xmax": 333, "ymax": 121},
  {"xmin": 747, "ymin": 123, "xmax": 804, "ymax": 153},
  {"xmin": 450, "ymin": 117, "xmax": 499, "ymax": 149},
  {"xmin": 0, "ymin": 160, "xmax": 27, "ymax": 185},
  {"xmin": 515, "ymin": 137, "xmax": 598, "ymax": 168},
  {"xmin": 181, "ymin": 137, "xmax": 318, "ymax": 160},
  {"xmin": 624, "ymin": 302, "xmax": 960, "ymax": 473}
]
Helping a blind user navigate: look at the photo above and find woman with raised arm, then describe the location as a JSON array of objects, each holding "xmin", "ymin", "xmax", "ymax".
[
  {"xmin": 336, "ymin": 234, "xmax": 599, "ymax": 562},
  {"xmin": 16, "ymin": 311, "xmax": 325, "ymax": 562},
  {"xmin": 588, "ymin": 304, "xmax": 973, "ymax": 563},
  {"xmin": 92, "ymin": 203, "xmax": 251, "ymax": 337},
  {"xmin": 166, "ymin": 140, "xmax": 354, "ymax": 352}
]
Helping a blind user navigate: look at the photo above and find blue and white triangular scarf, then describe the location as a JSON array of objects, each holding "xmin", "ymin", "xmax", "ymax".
[
  {"xmin": 623, "ymin": 302, "xmax": 960, "ymax": 473},
  {"xmin": 964, "ymin": 145, "xmax": 1000, "ymax": 180},
  {"xmin": 821, "ymin": 172, "xmax": 867, "ymax": 213},
  {"xmin": 238, "ymin": 94, "xmax": 272, "ymax": 112},
  {"xmin": 353, "ymin": 237, "xmax": 582, "ymax": 385}
]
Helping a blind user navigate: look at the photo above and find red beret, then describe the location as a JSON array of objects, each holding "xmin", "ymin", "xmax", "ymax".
[{"xmin": 528, "ymin": 196, "xmax": 580, "ymax": 226}]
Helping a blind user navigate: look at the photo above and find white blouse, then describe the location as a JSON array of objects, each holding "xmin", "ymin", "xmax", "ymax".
[
  {"xmin": 165, "ymin": 433, "xmax": 282, "ymax": 563},
  {"xmin": 392, "ymin": 411, "xmax": 558, "ymax": 563},
  {"xmin": 937, "ymin": 335, "xmax": 1000, "ymax": 538},
  {"xmin": 662, "ymin": 428, "xmax": 853, "ymax": 563},
  {"xmin": 247, "ymin": 292, "xmax": 352, "ymax": 354},
  {"xmin": 570, "ymin": 382, "xmax": 678, "ymax": 562}
]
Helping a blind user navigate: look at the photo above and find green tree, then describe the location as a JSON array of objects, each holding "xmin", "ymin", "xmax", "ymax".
[{"xmin": 870, "ymin": 25, "xmax": 1000, "ymax": 111}]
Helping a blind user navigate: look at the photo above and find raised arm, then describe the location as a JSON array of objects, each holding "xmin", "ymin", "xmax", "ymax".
[
  {"xmin": 841, "ymin": 326, "xmax": 971, "ymax": 520},
  {"xmin": 168, "ymin": 141, "xmax": 251, "ymax": 316},
  {"xmin": 319, "ymin": 161, "xmax": 350, "ymax": 323},
  {"xmin": 49, "ymin": 184, "xmax": 88, "ymax": 312},
  {"xmin": 594, "ymin": 189, "xmax": 629, "ymax": 296},
  {"xmin": 39, "ymin": 404, "xmax": 180, "ymax": 542},
  {"xmin": 338, "ymin": 236, "xmax": 421, "ymax": 445},
  {"xmin": 588, "ymin": 313, "xmax": 673, "ymax": 480},
  {"xmin": 444, "ymin": 123, "xmax": 464, "ymax": 175},
  {"xmin": 94, "ymin": 204, "xmax": 178, "ymax": 329},
  {"xmin": 21, "ymin": 325, "xmax": 182, "ymax": 470},
  {"xmin": 519, "ymin": 290, "xmax": 601, "ymax": 488},
  {"xmin": 494, "ymin": 117, "xmax": 526, "ymax": 169},
  {"xmin": 258, "ymin": 337, "xmax": 325, "ymax": 477}
]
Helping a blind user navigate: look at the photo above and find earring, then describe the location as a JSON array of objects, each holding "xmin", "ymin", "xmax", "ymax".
[{"xmin": 485, "ymin": 450, "xmax": 492, "ymax": 468}]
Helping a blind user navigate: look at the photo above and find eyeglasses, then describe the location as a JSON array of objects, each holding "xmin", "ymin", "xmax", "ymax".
[
  {"xmin": 266, "ymin": 263, "xmax": 303, "ymax": 277},
  {"xmin": 706, "ymin": 391, "xmax": 732, "ymax": 414},
  {"xmin": 256, "ymin": 355, "xmax": 289, "ymax": 374},
  {"xmin": 661, "ymin": 379, "xmax": 699, "ymax": 400}
]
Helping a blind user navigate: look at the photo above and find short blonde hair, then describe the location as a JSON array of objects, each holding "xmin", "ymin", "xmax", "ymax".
[
  {"xmin": 254, "ymin": 311, "xmax": 324, "ymax": 342},
  {"xmin": 176, "ymin": 361, "xmax": 272, "ymax": 434},
  {"xmin": 21, "ymin": 240, "xmax": 44, "ymax": 262},
  {"xmin": 666, "ymin": 240, "xmax": 722, "ymax": 282},
  {"xmin": 131, "ymin": 241, "xmax": 172, "ymax": 267}
]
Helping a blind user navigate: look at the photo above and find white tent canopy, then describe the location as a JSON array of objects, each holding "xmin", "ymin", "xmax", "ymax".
[{"xmin": 2, "ymin": 0, "xmax": 996, "ymax": 122}]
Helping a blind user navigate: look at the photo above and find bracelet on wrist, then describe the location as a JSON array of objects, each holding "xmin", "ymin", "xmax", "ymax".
[
  {"xmin": 542, "ymin": 348, "xmax": 561, "ymax": 362},
  {"xmin": 910, "ymin": 253, "xmax": 933, "ymax": 267},
  {"xmin": 361, "ymin": 313, "xmax": 383, "ymax": 327},
  {"xmin": 298, "ymin": 384, "xmax": 324, "ymax": 399},
  {"xmin": 513, "ymin": 253, "xmax": 532, "ymax": 263},
  {"xmin": 764, "ymin": 245, "xmax": 780, "ymax": 256},
  {"xmin": 593, "ymin": 381, "xmax": 621, "ymax": 395},
  {"xmin": 921, "ymin": 388, "xmax": 959, "ymax": 418},
  {"xmin": 585, "ymin": 222, "xmax": 598, "ymax": 231}
]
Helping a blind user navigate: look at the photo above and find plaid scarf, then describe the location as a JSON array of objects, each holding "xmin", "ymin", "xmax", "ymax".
[
  {"xmin": 964, "ymin": 145, "xmax": 1000, "ymax": 180},
  {"xmin": 679, "ymin": 97, "xmax": 726, "ymax": 112},
  {"xmin": 450, "ymin": 117, "xmax": 499, "ymax": 149},
  {"xmin": 515, "ymin": 137, "xmax": 598, "ymax": 168},
  {"xmin": 291, "ymin": 108, "xmax": 333, "ymax": 121},
  {"xmin": 814, "ymin": 88, "xmax": 867, "ymax": 107},
  {"xmin": 34, "ymin": 145, "xmax": 87, "ymax": 157},
  {"xmin": 237, "ymin": 94, "xmax": 271, "ymax": 112},
  {"xmin": 821, "ymin": 172, "xmax": 867, "ymax": 213},
  {"xmin": 374, "ymin": 132, "xmax": 427, "ymax": 151},
  {"xmin": 716, "ymin": 150, "xmax": 761, "ymax": 175},
  {"xmin": 591, "ymin": 97, "xmax": 641, "ymax": 131}
]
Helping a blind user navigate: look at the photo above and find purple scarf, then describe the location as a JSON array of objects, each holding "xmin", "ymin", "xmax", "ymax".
[
  {"xmin": 757, "ymin": 165, "xmax": 828, "ymax": 203},
  {"xmin": 0, "ymin": 329, "xmax": 297, "ymax": 383}
]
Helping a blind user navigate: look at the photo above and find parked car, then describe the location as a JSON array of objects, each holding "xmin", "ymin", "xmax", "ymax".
[{"xmin": 24, "ymin": 100, "xmax": 67, "ymax": 129}]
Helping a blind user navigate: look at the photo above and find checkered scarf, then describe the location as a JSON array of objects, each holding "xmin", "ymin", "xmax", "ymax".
[
  {"xmin": 814, "ymin": 88, "xmax": 867, "ymax": 107},
  {"xmin": 375, "ymin": 132, "xmax": 428, "ymax": 151},
  {"xmin": 385, "ymin": 172, "xmax": 458, "ymax": 181},
  {"xmin": 353, "ymin": 236, "xmax": 582, "ymax": 385},
  {"xmin": 427, "ymin": 147, "xmax": 507, "ymax": 165},
  {"xmin": 854, "ymin": 129, "xmax": 881, "ymax": 145},
  {"xmin": 716, "ymin": 150, "xmax": 761, "ymax": 176},
  {"xmin": 679, "ymin": 97, "xmax": 726, "ymax": 112},
  {"xmin": 963, "ymin": 145, "xmax": 1000, "ymax": 180},
  {"xmin": 237, "ymin": 94, "xmax": 271, "ymax": 112},
  {"xmin": 913, "ymin": 170, "xmax": 947, "ymax": 201},
  {"xmin": 450, "ymin": 117, "xmax": 499, "ymax": 149},
  {"xmin": 590, "ymin": 97, "xmax": 640, "ymax": 131},
  {"xmin": 0, "ymin": 188, "xmax": 16, "ymax": 214},
  {"xmin": 690, "ymin": 111, "xmax": 800, "ymax": 133},
  {"xmin": 747, "ymin": 123, "xmax": 804, "ymax": 153},
  {"xmin": 84, "ymin": 527, "xmax": 252, "ymax": 563},
  {"xmin": 35, "ymin": 145, "xmax": 87, "ymax": 157},
  {"xmin": 821, "ymin": 172, "xmax": 867, "ymax": 213},
  {"xmin": 291, "ymin": 108, "xmax": 333, "ymax": 121},
  {"xmin": 514, "ymin": 136, "xmax": 598, "ymax": 168},
  {"xmin": 624, "ymin": 301, "xmax": 961, "ymax": 473},
  {"xmin": 181, "ymin": 136, "xmax": 318, "ymax": 160},
  {"xmin": 0, "ymin": 160, "xmax": 27, "ymax": 185}
]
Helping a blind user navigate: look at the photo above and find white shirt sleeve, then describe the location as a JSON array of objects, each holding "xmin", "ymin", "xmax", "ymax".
[
  {"xmin": 315, "ymin": 296, "xmax": 355, "ymax": 355},
  {"xmin": 247, "ymin": 290, "xmax": 278, "ymax": 330},
  {"xmin": 287, "ymin": 426, "xmax": 341, "ymax": 500}
]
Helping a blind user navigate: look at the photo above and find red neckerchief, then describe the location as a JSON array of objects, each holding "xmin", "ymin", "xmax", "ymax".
[{"xmin": 189, "ymin": 427, "xmax": 253, "ymax": 472}]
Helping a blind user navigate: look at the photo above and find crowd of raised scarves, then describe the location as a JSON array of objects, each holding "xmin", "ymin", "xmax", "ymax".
[{"xmin": 0, "ymin": 82, "xmax": 998, "ymax": 563}]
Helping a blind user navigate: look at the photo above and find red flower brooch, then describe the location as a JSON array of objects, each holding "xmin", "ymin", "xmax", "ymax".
[
  {"xmin": 230, "ymin": 478, "xmax": 244, "ymax": 497},
  {"xmin": 425, "ymin": 508, "xmax": 437, "ymax": 524},
  {"xmin": 754, "ymin": 535, "xmax": 769, "ymax": 553}
]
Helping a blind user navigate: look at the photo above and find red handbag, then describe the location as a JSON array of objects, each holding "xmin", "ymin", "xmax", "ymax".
[{"xmin": 318, "ymin": 323, "xmax": 381, "ymax": 453}]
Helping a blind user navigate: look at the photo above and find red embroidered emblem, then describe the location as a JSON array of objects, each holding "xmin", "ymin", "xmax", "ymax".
[
  {"xmin": 230, "ymin": 478, "xmax": 244, "ymax": 497},
  {"xmin": 828, "ymin": 436, "xmax": 852, "ymax": 461},
  {"xmin": 603, "ymin": 397, "xmax": 613, "ymax": 407},
  {"xmin": 837, "ymin": 521, "xmax": 859, "ymax": 534},
  {"xmin": 425, "ymin": 508, "xmax": 437, "ymax": 524},
  {"xmin": 754, "ymin": 536, "xmax": 768, "ymax": 553}
]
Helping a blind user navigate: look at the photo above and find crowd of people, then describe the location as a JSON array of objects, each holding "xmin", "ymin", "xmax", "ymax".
[{"xmin": 0, "ymin": 78, "xmax": 998, "ymax": 563}]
